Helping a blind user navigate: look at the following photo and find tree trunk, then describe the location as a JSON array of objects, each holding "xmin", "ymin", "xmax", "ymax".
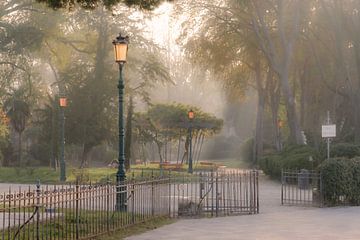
[
  {"xmin": 254, "ymin": 90, "xmax": 265, "ymax": 163},
  {"xmin": 80, "ymin": 144, "xmax": 92, "ymax": 168},
  {"xmin": 156, "ymin": 141, "xmax": 163, "ymax": 164},
  {"xmin": 268, "ymin": 73, "xmax": 281, "ymax": 151},
  {"xmin": 124, "ymin": 95, "xmax": 133, "ymax": 171},
  {"xmin": 253, "ymin": 60, "xmax": 265, "ymax": 164},
  {"xmin": 280, "ymin": 69, "xmax": 303, "ymax": 145},
  {"xmin": 177, "ymin": 133, "xmax": 182, "ymax": 164},
  {"xmin": 196, "ymin": 133, "xmax": 205, "ymax": 163},
  {"xmin": 300, "ymin": 72, "xmax": 306, "ymax": 129},
  {"xmin": 181, "ymin": 135, "xmax": 189, "ymax": 164}
]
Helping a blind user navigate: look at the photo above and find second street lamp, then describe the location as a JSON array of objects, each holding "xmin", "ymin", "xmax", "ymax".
[
  {"xmin": 188, "ymin": 109, "xmax": 194, "ymax": 174},
  {"xmin": 113, "ymin": 33, "xmax": 129, "ymax": 211},
  {"xmin": 59, "ymin": 97, "xmax": 67, "ymax": 182}
]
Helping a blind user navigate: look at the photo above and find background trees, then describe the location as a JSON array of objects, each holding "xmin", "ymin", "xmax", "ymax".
[
  {"xmin": 4, "ymin": 0, "xmax": 360, "ymax": 169},
  {"xmin": 133, "ymin": 103, "xmax": 223, "ymax": 165},
  {"xmin": 177, "ymin": 0, "xmax": 360, "ymax": 164},
  {"xmin": 0, "ymin": 0, "xmax": 173, "ymax": 168}
]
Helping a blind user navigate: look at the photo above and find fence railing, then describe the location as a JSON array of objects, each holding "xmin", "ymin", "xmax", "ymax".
[
  {"xmin": 281, "ymin": 170, "xmax": 323, "ymax": 207},
  {"xmin": 169, "ymin": 170, "xmax": 259, "ymax": 217},
  {"xmin": 0, "ymin": 170, "xmax": 258, "ymax": 240}
]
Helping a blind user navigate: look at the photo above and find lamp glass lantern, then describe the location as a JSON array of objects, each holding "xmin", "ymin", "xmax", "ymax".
[
  {"xmin": 113, "ymin": 34, "xmax": 129, "ymax": 63},
  {"xmin": 188, "ymin": 109, "xmax": 195, "ymax": 120},
  {"xmin": 59, "ymin": 97, "xmax": 67, "ymax": 107}
]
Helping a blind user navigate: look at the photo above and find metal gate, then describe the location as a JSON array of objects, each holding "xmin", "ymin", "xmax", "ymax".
[
  {"xmin": 281, "ymin": 170, "xmax": 323, "ymax": 207},
  {"xmin": 169, "ymin": 170, "xmax": 259, "ymax": 217}
]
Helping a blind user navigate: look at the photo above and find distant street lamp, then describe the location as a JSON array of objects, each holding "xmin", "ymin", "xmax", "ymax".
[
  {"xmin": 113, "ymin": 33, "xmax": 129, "ymax": 211},
  {"xmin": 59, "ymin": 97, "xmax": 67, "ymax": 182},
  {"xmin": 188, "ymin": 109, "xmax": 194, "ymax": 174}
]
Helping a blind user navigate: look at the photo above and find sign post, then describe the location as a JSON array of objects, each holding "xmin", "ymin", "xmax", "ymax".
[{"xmin": 322, "ymin": 111, "xmax": 336, "ymax": 160}]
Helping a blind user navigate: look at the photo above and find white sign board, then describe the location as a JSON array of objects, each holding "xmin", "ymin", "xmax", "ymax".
[{"xmin": 322, "ymin": 124, "xmax": 336, "ymax": 138}]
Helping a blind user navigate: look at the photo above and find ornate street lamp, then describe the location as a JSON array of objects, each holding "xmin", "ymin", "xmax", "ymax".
[
  {"xmin": 59, "ymin": 97, "xmax": 67, "ymax": 182},
  {"xmin": 188, "ymin": 109, "xmax": 194, "ymax": 174},
  {"xmin": 113, "ymin": 33, "xmax": 129, "ymax": 211}
]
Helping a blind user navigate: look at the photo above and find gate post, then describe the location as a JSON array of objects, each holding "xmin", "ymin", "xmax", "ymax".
[
  {"xmin": 151, "ymin": 170, "xmax": 154, "ymax": 216},
  {"xmin": 215, "ymin": 172, "xmax": 219, "ymax": 217},
  {"xmin": 320, "ymin": 172, "xmax": 324, "ymax": 207},
  {"xmin": 36, "ymin": 180, "xmax": 40, "ymax": 240},
  {"xmin": 211, "ymin": 170, "xmax": 214, "ymax": 217},
  {"xmin": 76, "ymin": 179, "xmax": 80, "ymax": 239},
  {"xmin": 249, "ymin": 171, "xmax": 254, "ymax": 214},
  {"xmin": 256, "ymin": 170, "xmax": 259, "ymax": 214},
  {"xmin": 168, "ymin": 170, "xmax": 171, "ymax": 217},
  {"xmin": 281, "ymin": 169, "xmax": 284, "ymax": 205}
]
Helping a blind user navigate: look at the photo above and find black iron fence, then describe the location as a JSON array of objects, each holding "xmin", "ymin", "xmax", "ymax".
[
  {"xmin": 0, "ymin": 170, "xmax": 258, "ymax": 240},
  {"xmin": 281, "ymin": 170, "xmax": 323, "ymax": 207}
]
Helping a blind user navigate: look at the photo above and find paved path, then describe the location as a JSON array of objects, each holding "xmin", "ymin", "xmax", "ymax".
[{"xmin": 126, "ymin": 175, "xmax": 360, "ymax": 240}]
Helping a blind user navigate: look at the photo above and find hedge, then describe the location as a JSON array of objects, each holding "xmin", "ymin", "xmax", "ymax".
[
  {"xmin": 319, "ymin": 158, "xmax": 352, "ymax": 204},
  {"xmin": 330, "ymin": 143, "xmax": 360, "ymax": 158},
  {"xmin": 259, "ymin": 145, "xmax": 318, "ymax": 179},
  {"xmin": 319, "ymin": 157, "xmax": 360, "ymax": 205}
]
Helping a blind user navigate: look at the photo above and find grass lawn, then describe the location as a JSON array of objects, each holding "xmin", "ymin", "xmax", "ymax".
[
  {"xmin": 0, "ymin": 159, "xmax": 248, "ymax": 184},
  {"xmin": 95, "ymin": 217, "xmax": 175, "ymax": 240},
  {"xmin": 212, "ymin": 158, "xmax": 251, "ymax": 169},
  {"xmin": 0, "ymin": 167, "xmax": 117, "ymax": 184},
  {"xmin": 0, "ymin": 167, "xmax": 191, "ymax": 184},
  {"xmin": 0, "ymin": 205, "xmax": 174, "ymax": 240}
]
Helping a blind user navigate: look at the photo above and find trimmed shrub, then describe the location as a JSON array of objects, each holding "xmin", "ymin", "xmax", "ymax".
[
  {"xmin": 319, "ymin": 158, "xmax": 352, "ymax": 204},
  {"xmin": 259, "ymin": 154, "xmax": 282, "ymax": 178},
  {"xmin": 349, "ymin": 158, "xmax": 360, "ymax": 204},
  {"xmin": 259, "ymin": 145, "xmax": 318, "ymax": 179},
  {"xmin": 330, "ymin": 143, "xmax": 360, "ymax": 158}
]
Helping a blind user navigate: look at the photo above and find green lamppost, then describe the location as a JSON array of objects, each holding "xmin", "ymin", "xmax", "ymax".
[
  {"xmin": 59, "ymin": 97, "xmax": 67, "ymax": 182},
  {"xmin": 188, "ymin": 109, "xmax": 194, "ymax": 174},
  {"xmin": 113, "ymin": 33, "xmax": 129, "ymax": 211}
]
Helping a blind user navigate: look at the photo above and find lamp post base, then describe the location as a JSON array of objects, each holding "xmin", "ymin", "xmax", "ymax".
[{"xmin": 115, "ymin": 184, "xmax": 127, "ymax": 212}]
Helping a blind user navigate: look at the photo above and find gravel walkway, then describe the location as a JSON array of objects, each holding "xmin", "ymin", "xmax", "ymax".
[{"xmin": 126, "ymin": 174, "xmax": 360, "ymax": 240}]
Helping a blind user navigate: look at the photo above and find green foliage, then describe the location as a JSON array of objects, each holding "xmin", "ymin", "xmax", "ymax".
[
  {"xmin": 28, "ymin": 143, "xmax": 51, "ymax": 166},
  {"xmin": 134, "ymin": 103, "xmax": 223, "ymax": 145},
  {"xmin": 319, "ymin": 158, "xmax": 353, "ymax": 204},
  {"xmin": 64, "ymin": 61, "xmax": 115, "ymax": 151},
  {"xmin": 259, "ymin": 145, "xmax": 318, "ymax": 179},
  {"xmin": 330, "ymin": 143, "xmax": 360, "ymax": 158},
  {"xmin": 147, "ymin": 103, "xmax": 223, "ymax": 134},
  {"xmin": 318, "ymin": 157, "xmax": 360, "ymax": 205},
  {"xmin": 4, "ymin": 97, "xmax": 30, "ymax": 134},
  {"xmin": 349, "ymin": 158, "xmax": 360, "ymax": 204},
  {"xmin": 32, "ymin": 95, "xmax": 60, "ymax": 166}
]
